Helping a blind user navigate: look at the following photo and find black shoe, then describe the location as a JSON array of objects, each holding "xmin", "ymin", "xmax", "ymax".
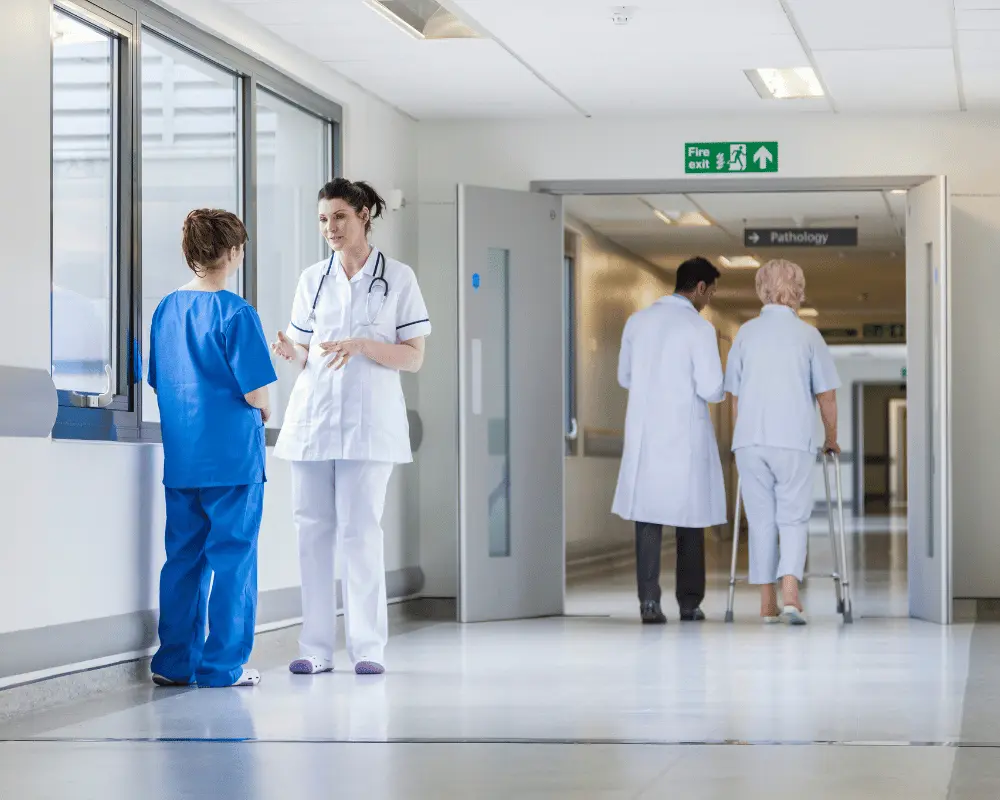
[
  {"xmin": 640, "ymin": 601, "xmax": 667, "ymax": 624},
  {"xmin": 679, "ymin": 608, "xmax": 706, "ymax": 622}
]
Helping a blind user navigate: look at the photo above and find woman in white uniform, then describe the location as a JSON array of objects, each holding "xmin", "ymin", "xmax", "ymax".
[
  {"xmin": 270, "ymin": 179, "xmax": 431, "ymax": 675},
  {"xmin": 724, "ymin": 259, "xmax": 840, "ymax": 625}
]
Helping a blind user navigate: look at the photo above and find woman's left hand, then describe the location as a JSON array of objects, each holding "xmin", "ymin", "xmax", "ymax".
[{"xmin": 319, "ymin": 338, "xmax": 368, "ymax": 370}]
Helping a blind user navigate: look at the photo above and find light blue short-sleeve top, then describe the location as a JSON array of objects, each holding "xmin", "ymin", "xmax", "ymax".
[{"xmin": 724, "ymin": 305, "xmax": 841, "ymax": 454}]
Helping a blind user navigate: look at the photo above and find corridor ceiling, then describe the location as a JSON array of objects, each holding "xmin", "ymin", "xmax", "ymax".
[
  {"xmin": 219, "ymin": 0, "xmax": 997, "ymax": 117},
  {"xmin": 563, "ymin": 191, "xmax": 907, "ymax": 329}
]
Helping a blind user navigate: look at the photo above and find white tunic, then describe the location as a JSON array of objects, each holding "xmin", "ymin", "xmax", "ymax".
[
  {"xmin": 273, "ymin": 246, "xmax": 431, "ymax": 464},
  {"xmin": 724, "ymin": 305, "xmax": 841, "ymax": 454},
  {"xmin": 612, "ymin": 295, "xmax": 728, "ymax": 528}
]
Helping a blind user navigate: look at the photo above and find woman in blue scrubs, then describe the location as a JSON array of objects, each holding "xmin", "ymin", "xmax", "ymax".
[{"xmin": 147, "ymin": 209, "xmax": 277, "ymax": 687}]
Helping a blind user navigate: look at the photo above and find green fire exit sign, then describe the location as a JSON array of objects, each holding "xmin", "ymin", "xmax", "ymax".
[{"xmin": 685, "ymin": 142, "xmax": 778, "ymax": 174}]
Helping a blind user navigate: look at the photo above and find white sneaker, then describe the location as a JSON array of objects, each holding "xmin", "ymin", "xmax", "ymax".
[
  {"xmin": 781, "ymin": 605, "xmax": 808, "ymax": 626},
  {"xmin": 289, "ymin": 656, "xmax": 334, "ymax": 675},
  {"xmin": 230, "ymin": 669, "xmax": 260, "ymax": 687},
  {"xmin": 762, "ymin": 615, "xmax": 782, "ymax": 625}
]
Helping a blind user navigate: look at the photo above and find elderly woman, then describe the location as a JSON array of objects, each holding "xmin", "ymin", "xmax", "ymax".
[{"xmin": 724, "ymin": 259, "xmax": 841, "ymax": 625}]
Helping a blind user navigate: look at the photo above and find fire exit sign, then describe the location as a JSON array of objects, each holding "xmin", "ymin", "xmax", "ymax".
[{"xmin": 685, "ymin": 142, "xmax": 778, "ymax": 174}]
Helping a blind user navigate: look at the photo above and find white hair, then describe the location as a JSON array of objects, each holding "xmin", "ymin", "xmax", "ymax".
[{"xmin": 755, "ymin": 259, "xmax": 806, "ymax": 308}]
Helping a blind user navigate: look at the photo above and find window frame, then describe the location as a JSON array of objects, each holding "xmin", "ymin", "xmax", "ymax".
[
  {"xmin": 51, "ymin": 0, "xmax": 342, "ymax": 443},
  {"xmin": 51, "ymin": 0, "xmax": 138, "ymax": 441}
]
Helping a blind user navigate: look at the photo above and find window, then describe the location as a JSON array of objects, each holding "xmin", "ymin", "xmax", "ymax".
[
  {"xmin": 50, "ymin": 0, "xmax": 341, "ymax": 441},
  {"xmin": 140, "ymin": 32, "xmax": 241, "ymax": 423},
  {"xmin": 564, "ymin": 254, "xmax": 578, "ymax": 455},
  {"xmin": 255, "ymin": 89, "xmax": 332, "ymax": 431},
  {"xmin": 51, "ymin": 9, "xmax": 118, "ymax": 397}
]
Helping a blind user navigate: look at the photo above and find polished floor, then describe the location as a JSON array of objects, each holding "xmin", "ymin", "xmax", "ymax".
[{"xmin": 2, "ymin": 512, "xmax": 998, "ymax": 799}]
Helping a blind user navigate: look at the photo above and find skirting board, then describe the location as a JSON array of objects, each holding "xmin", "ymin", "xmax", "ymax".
[{"xmin": 0, "ymin": 566, "xmax": 423, "ymax": 685}]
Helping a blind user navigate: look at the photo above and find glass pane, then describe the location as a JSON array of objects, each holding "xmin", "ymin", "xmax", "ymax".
[
  {"xmin": 564, "ymin": 255, "xmax": 575, "ymax": 430},
  {"xmin": 141, "ymin": 32, "xmax": 240, "ymax": 422},
  {"xmin": 51, "ymin": 11, "xmax": 115, "ymax": 395},
  {"xmin": 256, "ymin": 89, "xmax": 330, "ymax": 430},
  {"xmin": 485, "ymin": 248, "xmax": 510, "ymax": 558}
]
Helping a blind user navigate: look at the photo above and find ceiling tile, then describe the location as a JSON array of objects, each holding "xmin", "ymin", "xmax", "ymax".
[
  {"xmin": 450, "ymin": 0, "xmax": 820, "ymax": 114},
  {"xmin": 786, "ymin": 0, "xmax": 953, "ymax": 50},
  {"xmin": 215, "ymin": 0, "xmax": 974, "ymax": 117},
  {"xmin": 956, "ymin": 9, "xmax": 1000, "ymax": 28},
  {"xmin": 814, "ymin": 49, "xmax": 960, "ymax": 110}
]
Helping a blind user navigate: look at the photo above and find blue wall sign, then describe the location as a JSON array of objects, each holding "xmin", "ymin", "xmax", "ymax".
[{"xmin": 472, "ymin": 273, "xmax": 480, "ymax": 291}]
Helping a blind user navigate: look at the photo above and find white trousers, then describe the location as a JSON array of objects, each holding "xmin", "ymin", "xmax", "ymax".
[
  {"xmin": 735, "ymin": 446, "xmax": 814, "ymax": 585},
  {"xmin": 290, "ymin": 459, "xmax": 394, "ymax": 665}
]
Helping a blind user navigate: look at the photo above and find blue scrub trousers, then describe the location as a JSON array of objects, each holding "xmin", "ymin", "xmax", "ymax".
[{"xmin": 151, "ymin": 483, "xmax": 263, "ymax": 687}]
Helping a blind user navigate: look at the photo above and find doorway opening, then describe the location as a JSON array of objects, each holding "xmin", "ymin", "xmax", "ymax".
[{"xmin": 456, "ymin": 177, "xmax": 950, "ymax": 626}]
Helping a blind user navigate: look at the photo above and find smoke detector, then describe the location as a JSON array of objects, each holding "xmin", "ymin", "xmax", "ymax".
[{"xmin": 612, "ymin": 6, "xmax": 633, "ymax": 25}]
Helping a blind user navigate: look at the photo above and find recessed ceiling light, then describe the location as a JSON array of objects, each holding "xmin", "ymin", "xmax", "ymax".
[
  {"xmin": 745, "ymin": 67, "xmax": 824, "ymax": 100},
  {"xmin": 798, "ymin": 307, "xmax": 819, "ymax": 318},
  {"xmin": 677, "ymin": 211, "xmax": 712, "ymax": 227},
  {"xmin": 719, "ymin": 256, "xmax": 760, "ymax": 269},
  {"xmin": 889, "ymin": 189, "xmax": 907, "ymax": 195},
  {"xmin": 653, "ymin": 209, "xmax": 712, "ymax": 227},
  {"xmin": 363, "ymin": 0, "xmax": 482, "ymax": 40}
]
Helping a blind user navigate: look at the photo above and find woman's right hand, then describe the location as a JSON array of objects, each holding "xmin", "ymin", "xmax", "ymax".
[
  {"xmin": 271, "ymin": 331, "xmax": 298, "ymax": 362},
  {"xmin": 823, "ymin": 440, "xmax": 841, "ymax": 455}
]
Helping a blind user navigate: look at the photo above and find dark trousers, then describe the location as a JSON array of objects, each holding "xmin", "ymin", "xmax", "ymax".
[{"xmin": 635, "ymin": 522, "xmax": 706, "ymax": 612}]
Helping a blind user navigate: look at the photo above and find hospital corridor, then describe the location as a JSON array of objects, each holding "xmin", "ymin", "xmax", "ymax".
[{"xmin": 5, "ymin": 0, "xmax": 1000, "ymax": 797}]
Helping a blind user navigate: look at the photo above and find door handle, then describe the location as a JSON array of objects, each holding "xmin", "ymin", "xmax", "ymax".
[
  {"xmin": 566, "ymin": 417, "xmax": 578, "ymax": 441},
  {"xmin": 70, "ymin": 365, "xmax": 114, "ymax": 409}
]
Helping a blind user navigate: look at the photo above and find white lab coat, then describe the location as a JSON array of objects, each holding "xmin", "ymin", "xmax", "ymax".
[{"xmin": 612, "ymin": 295, "xmax": 727, "ymax": 528}]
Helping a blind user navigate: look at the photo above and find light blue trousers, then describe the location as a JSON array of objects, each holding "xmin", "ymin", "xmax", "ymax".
[
  {"xmin": 735, "ymin": 446, "xmax": 814, "ymax": 584},
  {"xmin": 151, "ymin": 483, "xmax": 263, "ymax": 687}
]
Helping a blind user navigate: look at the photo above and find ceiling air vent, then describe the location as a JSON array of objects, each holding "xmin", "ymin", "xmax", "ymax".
[{"xmin": 364, "ymin": 0, "xmax": 482, "ymax": 40}]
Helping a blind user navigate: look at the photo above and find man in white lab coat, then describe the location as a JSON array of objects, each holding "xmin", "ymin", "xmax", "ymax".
[{"xmin": 612, "ymin": 257, "xmax": 727, "ymax": 624}]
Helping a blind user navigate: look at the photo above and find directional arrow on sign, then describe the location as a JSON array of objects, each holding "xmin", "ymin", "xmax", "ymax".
[
  {"xmin": 747, "ymin": 232, "xmax": 760, "ymax": 244},
  {"xmin": 753, "ymin": 146, "xmax": 774, "ymax": 169}
]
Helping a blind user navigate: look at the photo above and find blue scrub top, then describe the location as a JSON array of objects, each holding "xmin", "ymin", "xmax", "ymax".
[
  {"xmin": 725, "ymin": 305, "xmax": 841, "ymax": 454},
  {"xmin": 148, "ymin": 290, "xmax": 277, "ymax": 489}
]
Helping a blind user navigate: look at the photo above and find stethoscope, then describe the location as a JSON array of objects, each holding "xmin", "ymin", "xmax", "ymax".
[{"xmin": 307, "ymin": 250, "xmax": 388, "ymax": 326}]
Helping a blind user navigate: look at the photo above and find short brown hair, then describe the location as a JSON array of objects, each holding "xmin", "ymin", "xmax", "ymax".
[{"xmin": 181, "ymin": 209, "xmax": 247, "ymax": 274}]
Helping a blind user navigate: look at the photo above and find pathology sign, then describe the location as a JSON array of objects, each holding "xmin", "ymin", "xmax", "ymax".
[
  {"xmin": 743, "ymin": 227, "xmax": 859, "ymax": 247},
  {"xmin": 685, "ymin": 141, "xmax": 778, "ymax": 174}
]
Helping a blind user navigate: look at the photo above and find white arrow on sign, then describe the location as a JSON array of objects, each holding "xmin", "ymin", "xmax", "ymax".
[
  {"xmin": 753, "ymin": 146, "xmax": 774, "ymax": 169},
  {"xmin": 747, "ymin": 232, "xmax": 760, "ymax": 244}
]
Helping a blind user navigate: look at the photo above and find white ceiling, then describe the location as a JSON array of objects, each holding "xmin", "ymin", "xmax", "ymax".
[
  {"xmin": 564, "ymin": 191, "xmax": 906, "ymax": 324},
  {"xmin": 220, "ymin": 0, "xmax": 1000, "ymax": 118}
]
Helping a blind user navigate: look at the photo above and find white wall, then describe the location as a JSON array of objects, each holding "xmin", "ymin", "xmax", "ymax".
[
  {"xmin": 951, "ymin": 195, "xmax": 1000, "ymax": 599},
  {"xmin": 417, "ymin": 114, "xmax": 1000, "ymax": 200},
  {"xmin": 0, "ymin": 0, "xmax": 420, "ymax": 656}
]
